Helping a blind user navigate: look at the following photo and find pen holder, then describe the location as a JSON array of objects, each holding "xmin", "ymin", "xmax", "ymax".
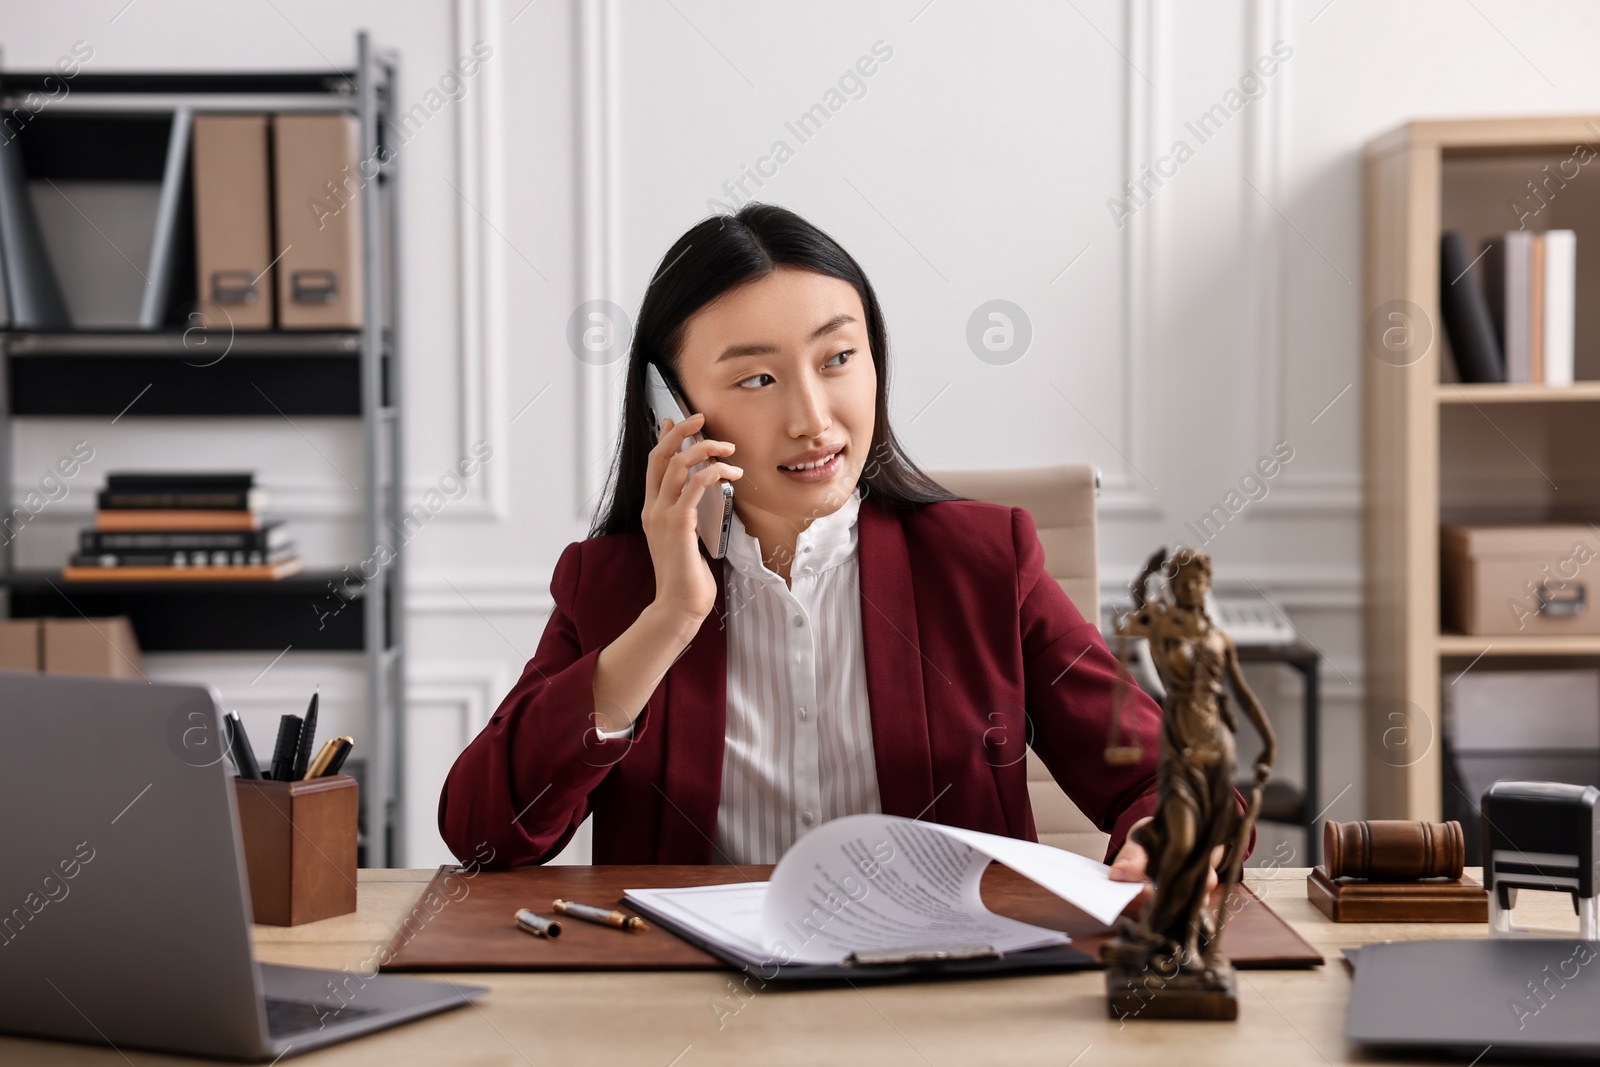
[{"xmin": 233, "ymin": 774, "xmax": 358, "ymax": 926}]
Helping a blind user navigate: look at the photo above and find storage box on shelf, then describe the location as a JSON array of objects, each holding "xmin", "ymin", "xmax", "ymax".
[
  {"xmin": 1441, "ymin": 523, "xmax": 1600, "ymax": 636},
  {"xmin": 0, "ymin": 616, "xmax": 144, "ymax": 677}
]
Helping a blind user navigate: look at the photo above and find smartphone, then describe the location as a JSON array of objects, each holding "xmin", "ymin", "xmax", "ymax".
[{"xmin": 644, "ymin": 363, "xmax": 734, "ymax": 559}]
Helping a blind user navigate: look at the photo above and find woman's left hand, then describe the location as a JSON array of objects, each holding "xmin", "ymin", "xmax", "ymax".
[{"xmin": 1108, "ymin": 815, "xmax": 1225, "ymax": 892}]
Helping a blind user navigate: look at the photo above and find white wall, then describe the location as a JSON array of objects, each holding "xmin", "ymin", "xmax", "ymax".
[{"xmin": 9, "ymin": 0, "xmax": 1599, "ymax": 866}]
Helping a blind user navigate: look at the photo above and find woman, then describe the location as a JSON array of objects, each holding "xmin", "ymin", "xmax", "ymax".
[{"xmin": 438, "ymin": 203, "xmax": 1254, "ymax": 874}]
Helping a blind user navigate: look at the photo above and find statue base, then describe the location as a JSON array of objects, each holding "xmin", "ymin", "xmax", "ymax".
[{"xmin": 1105, "ymin": 957, "xmax": 1238, "ymax": 1022}]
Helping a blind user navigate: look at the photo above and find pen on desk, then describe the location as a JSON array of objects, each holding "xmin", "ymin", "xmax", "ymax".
[
  {"xmin": 321, "ymin": 736, "xmax": 354, "ymax": 777},
  {"xmin": 304, "ymin": 738, "xmax": 341, "ymax": 780},
  {"xmin": 292, "ymin": 687, "xmax": 319, "ymax": 780},
  {"xmin": 514, "ymin": 908, "xmax": 562, "ymax": 939},
  {"xmin": 551, "ymin": 898, "xmax": 649, "ymax": 932},
  {"xmin": 224, "ymin": 711, "xmax": 262, "ymax": 779},
  {"xmin": 268, "ymin": 714, "xmax": 303, "ymax": 781}
]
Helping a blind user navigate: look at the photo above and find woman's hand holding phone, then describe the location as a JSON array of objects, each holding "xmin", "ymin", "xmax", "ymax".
[
  {"xmin": 642, "ymin": 412, "xmax": 744, "ymax": 626},
  {"xmin": 588, "ymin": 412, "xmax": 744, "ymax": 739}
]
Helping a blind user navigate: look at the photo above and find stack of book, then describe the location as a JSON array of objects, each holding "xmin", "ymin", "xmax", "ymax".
[
  {"xmin": 66, "ymin": 472, "xmax": 303, "ymax": 581},
  {"xmin": 1440, "ymin": 228, "xmax": 1577, "ymax": 385}
]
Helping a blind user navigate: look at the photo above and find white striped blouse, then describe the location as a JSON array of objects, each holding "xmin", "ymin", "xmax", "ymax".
[
  {"xmin": 596, "ymin": 486, "xmax": 882, "ymax": 864},
  {"xmin": 713, "ymin": 485, "xmax": 881, "ymax": 864}
]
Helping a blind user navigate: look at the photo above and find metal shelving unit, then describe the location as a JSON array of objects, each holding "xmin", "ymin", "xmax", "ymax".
[{"xmin": 0, "ymin": 33, "xmax": 408, "ymax": 865}]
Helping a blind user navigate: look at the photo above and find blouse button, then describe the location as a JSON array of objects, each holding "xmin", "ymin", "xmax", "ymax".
[
  {"xmin": 793, "ymin": 615, "xmax": 804, "ymax": 627},
  {"xmin": 802, "ymin": 810, "xmax": 815, "ymax": 826},
  {"xmin": 798, "ymin": 706, "xmax": 809, "ymax": 721}
]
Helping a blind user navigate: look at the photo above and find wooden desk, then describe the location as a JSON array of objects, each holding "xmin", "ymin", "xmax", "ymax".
[{"xmin": 3, "ymin": 866, "xmax": 1580, "ymax": 1065}]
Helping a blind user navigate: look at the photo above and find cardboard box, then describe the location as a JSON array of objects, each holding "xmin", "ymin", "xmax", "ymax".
[
  {"xmin": 40, "ymin": 617, "xmax": 146, "ymax": 678},
  {"xmin": 272, "ymin": 114, "xmax": 363, "ymax": 329},
  {"xmin": 0, "ymin": 619, "xmax": 41, "ymax": 671},
  {"xmin": 192, "ymin": 114, "xmax": 275, "ymax": 329},
  {"xmin": 1441, "ymin": 523, "xmax": 1600, "ymax": 636}
]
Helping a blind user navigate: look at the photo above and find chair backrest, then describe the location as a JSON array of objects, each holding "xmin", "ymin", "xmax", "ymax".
[{"xmin": 927, "ymin": 464, "xmax": 1110, "ymax": 860}]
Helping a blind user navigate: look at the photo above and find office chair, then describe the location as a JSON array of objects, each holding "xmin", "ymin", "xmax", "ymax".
[{"xmin": 928, "ymin": 464, "xmax": 1111, "ymax": 860}]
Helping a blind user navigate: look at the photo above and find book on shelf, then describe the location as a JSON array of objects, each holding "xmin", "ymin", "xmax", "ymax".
[
  {"xmin": 91, "ymin": 471, "xmax": 265, "ymax": 530},
  {"xmin": 79, "ymin": 522, "xmax": 289, "ymax": 555},
  {"xmin": 97, "ymin": 487, "xmax": 267, "ymax": 511},
  {"xmin": 106, "ymin": 471, "xmax": 255, "ymax": 491},
  {"xmin": 62, "ymin": 558, "xmax": 306, "ymax": 582},
  {"xmin": 1479, "ymin": 229, "xmax": 1576, "ymax": 385},
  {"xmin": 95, "ymin": 509, "xmax": 264, "ymax": 532},
  {"xmin": 99, "ymin": 473, "xmax": 260, "ymax": 511},
  {"xmin": 1439, "ymin": 230, "xmax": 1505, "ymax": 384},
  {"xmin": 1544, "ymin": 229, "xmax": 1577, "ymax": 385},
  {"xmin": 71, "ymin": 547, "xmax": 298, "ymax": 570},
  {"xmin": 100, "ymin": 471, "xmax": 264, "ymax": 512}
]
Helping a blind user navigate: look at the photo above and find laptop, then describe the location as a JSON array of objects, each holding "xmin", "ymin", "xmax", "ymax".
[
  {"xmin": 0, "ymin": 673, "xmax": 487, "ymax": 1061},
  {"xmin": 1347, "ymin": 938, "xmax": 1600, "ymax": 1059}
]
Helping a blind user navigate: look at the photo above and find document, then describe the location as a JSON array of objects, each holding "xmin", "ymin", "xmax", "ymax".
[{"xmin": 624, "ymin": 813, "xmax": 1143, "ymax": 969}]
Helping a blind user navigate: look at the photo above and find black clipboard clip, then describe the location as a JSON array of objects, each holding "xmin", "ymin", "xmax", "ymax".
[{"xmin": 846, "ymin": 944, "xmax": 1002, "ymax": 966}]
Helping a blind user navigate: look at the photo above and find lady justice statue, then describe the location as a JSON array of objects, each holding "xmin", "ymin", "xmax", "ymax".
[{"xmin": 1101, "ymin": 546, "xmax": 1277, "ymax": 1021}]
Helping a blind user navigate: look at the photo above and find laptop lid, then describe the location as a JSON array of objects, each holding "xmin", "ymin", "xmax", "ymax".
[
  {"xmin": 0, "ymin": 673, "xmax": 271, "ymax": 1060},
  {"xmin": 1347, "ymin": 938, "xmax": 1600, "ymax": 1058}
]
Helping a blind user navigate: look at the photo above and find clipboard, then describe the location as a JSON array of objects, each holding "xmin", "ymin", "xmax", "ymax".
[{"xmin": 624, "ymin": 892, "xmax": 1098, "ymax": 982}]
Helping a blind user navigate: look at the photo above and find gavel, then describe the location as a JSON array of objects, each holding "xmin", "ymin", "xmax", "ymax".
[{"xmin": 1322, "ymin": 819, "xmax": 1465, "ymax": 881}]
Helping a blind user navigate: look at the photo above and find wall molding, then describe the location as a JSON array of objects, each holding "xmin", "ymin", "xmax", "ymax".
[
  {"xmin": 1245, "ymin": 0, "xmax": 1291, "ymax": 450},
  {"xmin": 411, "ymin": 0, "xmax": 510, "ymax": 520},
  {"xmin": 412, "ymin": 562, "xmax": 1365, "ymax": 618},
  {"xmin": 1100, "ymin": 562, "xmax": 1361, "ymax": 607},
  {"xmin": 576, "ymin": 0, "xmax": 623, "ymax": 521},
  {"xmin": 408, "ymin": 660, "xmax": 511, "ymax": 733},
  {"xmin": 1114, "ymin": 0, "xmax": 1162, "ymax": 521},
  {"xmin": 1098, "ymin": 484, "xmax": 1166, "ymax": 520},
  {"xmin": 409, "ymin": 568, "xmax": 552, "ymax": 615},
  {"xmin": 568, "ymin": 4, "xmax": 1171, "ymax": 523},
  {"xmin": 405, "ymin": 659, "xmax": 514, "ymax": 864},
  {"xmin": 1250, "ymin": 472, "xmax": 1361, "ymax": 515}
]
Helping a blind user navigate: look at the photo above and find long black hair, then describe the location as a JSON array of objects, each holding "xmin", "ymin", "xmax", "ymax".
[{"xmin": 588, "ymin": 203, "xmax": 960, "ymax": 538}]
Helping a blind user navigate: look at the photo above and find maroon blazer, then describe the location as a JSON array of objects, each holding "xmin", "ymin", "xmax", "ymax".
[{"xmin": 438, "ymin": 494, "xmax": 1255, "ymax": 868}]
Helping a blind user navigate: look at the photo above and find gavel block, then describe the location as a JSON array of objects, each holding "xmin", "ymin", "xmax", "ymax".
[{"xmin": 1307, "ymin": 819, "xmax": 1488, "ymax": 922}]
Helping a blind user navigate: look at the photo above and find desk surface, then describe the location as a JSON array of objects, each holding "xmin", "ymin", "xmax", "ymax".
[{"xmin": 4, "ymin": 866, "xmax": 1579, "ymax": 1065}]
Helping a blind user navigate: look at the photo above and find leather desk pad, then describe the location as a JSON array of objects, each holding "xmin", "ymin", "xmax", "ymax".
[{"xmin": 379, "ymin": 863, "xmax": 1322, "ymax": 972}]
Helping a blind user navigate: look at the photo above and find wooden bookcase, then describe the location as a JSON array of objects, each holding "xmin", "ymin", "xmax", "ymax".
[{"xmin": 1364, "ymin": 116, "xmax": 1600, "ymax": 821}]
